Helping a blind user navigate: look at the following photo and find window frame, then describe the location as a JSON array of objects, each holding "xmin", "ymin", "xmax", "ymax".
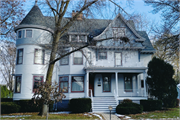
[
  {"xmin": 34, "ymin": 49, "xmax": 45, "ymax": 65},
  {"xmin": 73, "ymin": 51, "xmax": 83, "ymax": 65},
  {"xmin": 71, "ymin": 76, "xmax": 84, "ymax": 93},
  {"xmin": 114, "ymin": 52, "xmax": 122, "ymax": 66},
  {"xmin": 60, "ymin": 55, "xmax": 69, "ymax": 65},
  {"xmin": 59, "ymin": 76, "xmax": 69, "ymax": 93},
  {"xmin": 16, "ymin": 48, "xmax": 23, "ymax": 65},
  {"xmin": 33, "ymin": 76, "xmax": 44, "ymax": 93},
  {"xmin": 14, "ymin": 76, "xmax": 21, "ymax": 93},
  {"xmin": 112, "ymin": 27, "xmax": 126, "ymax": 40},
  {"xmin": 17, "ymin": 30, "xmax": 22, "ymax": 39},
  {"xmin": 25, "ymin": 30, "xmax": 32, "ymax": 38},
  {"xmin": 99, "ymin": 52, "xmax": 107, "ymax": 60},
  {"xmin": 124, "ymin": 74, "xmax": 133, "ymax": 92}
]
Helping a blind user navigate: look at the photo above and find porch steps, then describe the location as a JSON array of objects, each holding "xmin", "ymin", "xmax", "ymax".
[{"xmin": 92, "ymin": 97, "xmax": 117, "ymax": 113}]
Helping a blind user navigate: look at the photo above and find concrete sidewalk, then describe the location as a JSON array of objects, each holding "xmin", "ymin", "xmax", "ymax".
[{"xmin": 101, "ymin": 113, "xmax": 120, "ymax": 120}]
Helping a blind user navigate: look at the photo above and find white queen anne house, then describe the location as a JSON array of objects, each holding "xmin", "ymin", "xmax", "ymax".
[{"xmin": 13, "ymin": 3, "xmax": 155, "ymax": 113}]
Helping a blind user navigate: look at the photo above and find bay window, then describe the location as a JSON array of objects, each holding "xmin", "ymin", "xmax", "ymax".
[
  {"xmin": 15, "ymin": 76, "xmax": 21, "ymax": 93},
  {"xmin": 17, "ymin": 49, "xmax": 23, "ymax": 64},
  {"xmin": 34, "ymin": 49, "xmax": 45, "ymax": 64},
  {"xmin": 71, "ymin": 76, "xmax": 84, "ymax": 92},
  {"xmin": 74, "ymin": 51, "xmax": 83, "ymax": 65},
  {"xmin": 59, "ymin": 76, "xmax": 68, "ymax": 93}
]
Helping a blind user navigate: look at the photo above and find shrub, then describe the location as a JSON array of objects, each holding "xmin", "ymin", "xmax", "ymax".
[
  {"xmin": 140, "ymin": 99, "xmax": 162, "ymax": 111},
  {"xmin": 121, "ymin": 99, "xmax": 132, "ymax": 104},
  {"xmin": 69, "ymin": 98, "xmax": 91, "ymax": 113},
  {"xmin": 177, "ymin": 99, "xmax": 179, "ymax": 107},
  {"xmin": 1, "ymin": 102, "xmax": 20, "ymax": 114},
  {"xmin": 116, "ymin": 102, "xmax": 143, "ymax": 114},
  {"xmin": 15, "ymin": 99, "xmax": 43, "ymax": 112},
  {"xmin": 1, "ymin": 98, "xmax": 13, "ymax": 102}
]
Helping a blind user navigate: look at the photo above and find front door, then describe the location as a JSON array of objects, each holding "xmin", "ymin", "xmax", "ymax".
[{"xmin": 89, "ymin": 73, "xmax": 95, "ymax": 96}]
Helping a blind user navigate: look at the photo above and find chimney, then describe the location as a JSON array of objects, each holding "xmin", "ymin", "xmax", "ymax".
[{"xmin": 72, "ymin": 10, "xmax": 83, "ymax": 20}]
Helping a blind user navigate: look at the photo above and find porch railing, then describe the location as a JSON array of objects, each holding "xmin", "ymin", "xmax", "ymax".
[
  {"xmin": 118, "ymin": 89, "xmax": 147, "ymax": 97},
  {"xmin": 113, "ymin": 89, "xmax": 118, "ymax": 105}
]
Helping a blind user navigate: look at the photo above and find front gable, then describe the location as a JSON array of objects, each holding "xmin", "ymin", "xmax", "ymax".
[{"xmin": 93, "ymin": 14, "xmax": 145, "ymax": 48}]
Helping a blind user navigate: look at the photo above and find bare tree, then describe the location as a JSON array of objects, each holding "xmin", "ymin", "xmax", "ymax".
[{"xmin": 0, "ymin": 41, "xmax": 16, "ymax": 91}]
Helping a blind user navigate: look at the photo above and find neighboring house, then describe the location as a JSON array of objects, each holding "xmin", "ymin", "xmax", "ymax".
[{"xmin": 13, "ymin": 3, "xmax": 155, "ymax": 113}]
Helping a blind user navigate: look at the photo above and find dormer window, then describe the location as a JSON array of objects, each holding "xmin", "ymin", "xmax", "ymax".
[
  {"xmin": 68, "ymin": 32, "xmax": 88, "ymax": 42},
  {"xmin": 26, "ymin": 30, "xmax": 32, "ymax": 38},
  {"xmin": 113, "ymin": 27, "xmax": 126, "ymax": 40},
  {"xmin": 17, "ymin": 31, "xmax": 22, "ymax": 38}
]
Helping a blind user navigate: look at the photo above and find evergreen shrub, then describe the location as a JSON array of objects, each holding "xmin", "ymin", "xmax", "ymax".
[
  {"xmin": 116, "ymin": 102, "xmax": 143, "ymax": 114},
  {"xmin": 69, "ymin": 98, "xmax": 91, "ymax": 113},
  {"xmin": 1, "ymin": 102, "xmax": 20, "ymax": 114},
  {"xmin": 140, "ymin": 99, "xmax": 162, "ymax": 111}
]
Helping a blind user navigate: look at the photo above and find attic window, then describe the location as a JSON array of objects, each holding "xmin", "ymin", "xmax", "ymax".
[
  {"xmin": 70, "ymin": 35, "xmax": 87, "ymax": 42},
  {"xmin": 113, "ymin": 27, "xmax": 126, "ymax": 40}
]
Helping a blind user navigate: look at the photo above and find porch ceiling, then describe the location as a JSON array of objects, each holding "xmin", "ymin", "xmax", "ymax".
[{"xmin": 84, "ymin": 66, "xmax": 147, "ymax": 73}]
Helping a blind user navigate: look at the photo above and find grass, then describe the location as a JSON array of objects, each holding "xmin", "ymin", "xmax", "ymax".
[
  {"xmin": 1, "ymin": 112, "xmax": 100, "ymax": 119},
  {"xmin": 129, "ymin": 107, "xmax": 180, "ymax": 119}
]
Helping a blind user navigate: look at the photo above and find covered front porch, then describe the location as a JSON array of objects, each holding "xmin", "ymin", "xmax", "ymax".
[{"xmin": 84, "ymin": 67, "xmax": 148, "ymax": 100}]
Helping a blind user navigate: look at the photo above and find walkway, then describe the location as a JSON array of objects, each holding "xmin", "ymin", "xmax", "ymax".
[{"xmin": 101, "ymin": 113, "xmax": 121, "ymax": 120}]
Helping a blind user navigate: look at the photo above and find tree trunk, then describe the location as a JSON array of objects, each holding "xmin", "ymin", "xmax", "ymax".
[{"xmin": 40, "ymin": 104, "xmax": 48, "ymax": 117}]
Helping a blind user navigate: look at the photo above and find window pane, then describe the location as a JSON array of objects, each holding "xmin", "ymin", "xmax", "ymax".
[
  {"xmin": 60, "ymin": 56, "xmax": 69, "ymax": 65},
  {"xmin": 72, "ymin": 76, "xmax": 84, "ymax": 92},
  {"xmin": 74, "ymin": 51, "xmax": 83, "ymax": 64},
  {"xmin": 99, "ymin": 52, "xmax": 107, "ymax": 59},
  {"xmin": 26, "ymin": 30, "xmax": 32, "ymax": 38},
  {"xmin": 79, "ymin": 35, "xmax": 85, "ymax": 42},
  {"xmin": 17, "ymin": 49, "xmax": 23, "ymax": 64},
  {"xmin": 71, "ymin": 35, "xmax": 78, "ymax": 41},
  {"xmin": 124, "ymin": 75, "xmax": 132, "ymax": 92},
  {"xmin": 33, "ymin": 76, "xmax": 43, "ymax": 92},
  {"xmin": 115, "ymin": 53, "xmax": 122, "ymax": 66},
  {"xmin": 18, "ymin": 31, "xmax": 22, "ymax": 38},
  {"xmin": 15, "ymin": 76, "xmax": 21, "ymax": 93},
  {"xmin": 35, "ymin": 49, "xmax": 44, "ymax": 64},
  {"xmin": 103, "ymin": 76, "xmax": 110, "ymax": 92}
]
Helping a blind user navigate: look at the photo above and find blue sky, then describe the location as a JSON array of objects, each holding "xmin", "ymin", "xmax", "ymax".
[{"xmin": 24, "ymin": 0, "xmax": 161, "ymax": 23}]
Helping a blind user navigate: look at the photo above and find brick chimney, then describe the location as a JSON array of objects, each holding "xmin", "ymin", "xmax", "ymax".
[{"xmin": 72, "ymin": 10, "xmax": 83, "ymax": 20}]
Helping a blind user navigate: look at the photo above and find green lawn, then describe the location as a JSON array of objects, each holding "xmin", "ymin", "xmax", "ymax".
[
  {"xmin": 129, "ymin": 107, "xmax": 180, "ymax": 119},
  {"xmin": 1, "ymin": 112, "xmax": 100, "ymax": 119}
]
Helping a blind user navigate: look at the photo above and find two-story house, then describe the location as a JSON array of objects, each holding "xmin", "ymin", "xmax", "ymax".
[{"xmin": 13, "ymin": 3, "xmax": 155, "ymax": 113}]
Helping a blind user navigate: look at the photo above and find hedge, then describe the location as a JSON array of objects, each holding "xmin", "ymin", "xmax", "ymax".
[
  {"xmin": 69, "ymin": 98, "xmax": 91, "ymax": 113},
  {"xmin": 140, "ymin": 99, "xmax": 162, "ymax": 111},
  {"xmin": 116, "ymin": 102, "xmax": 143, "ymax": 114},
  {"xmin": 1, "ymin": 98, "xmax": 13, "ymax": 102},
  {"xmin": 1, "ymin": 102, "xmax": 21, "ymax": 114}
]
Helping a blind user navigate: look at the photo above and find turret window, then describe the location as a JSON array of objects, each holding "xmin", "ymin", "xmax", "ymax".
[
  {"xmin": 17, "ymin": 30, "xmax": 22, "ymax": 38},
  {"xmin": 26, "ymin": 30, "xmax": 32, "ymax": 38},
  {"xmin": 33, "ymin": 76, "xmax": 43, "ymax": 93},
  {"xmin": 17, "ymin": 49, "xmax": 23, "ymax": 64},
  {"xmin": 34, "ymin": 49, "xmax": 45, "ymax": 64},
  {"xmin": 15, "ymin": 76, "xmax": 21, "ymax": 93}
]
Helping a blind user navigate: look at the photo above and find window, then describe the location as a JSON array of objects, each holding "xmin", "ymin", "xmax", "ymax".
[
  {"xmin": 99, "ymin": 52, "xmax": 107, "ymax": 60},
  {"xmin": 34, "ymin": 49, "xmax": 45, "ymax": 64},
  {"xmin": 26, "ymin": 30, "xmax": 32, "ymax": 38},
  {"xmin": 71, "ymin": 35, "xmax": 86, "ymax": 42},
  {"xmin": 74, "ymin": 51, "xmax": 83, "ymax": 65},
  {"xmin": 60, "ymin": 55, "xmax": 69, "ymax": 65},
  {"xmin": 115, "ymin": 53, "xmax": 122, "ymax": 66},
  {"xmin": 59, "ymin": 76, "xmax": 68, "ymax": 93},
  {"xmin": 103, "ymin": 74, "xmax": 111, "ymax": 92},
  {"xmin": 113, "ymin": 28, "xmax": 126, "ymax": 39},
  {"xmin": 33, "ymin": 76, "xmax": 43, "ymax": 92},
  {"xmin": 124, "ymin": 74, "xmax": 132, "ymax": 92},
  {"xmin": 71, "ymin": 76, "xmax": 84, "ymax": 92},
  {"xmin": 71, "ymin": 35, "xmax": 78, "ymax": 41},
  {"xmin": 141, "ymin": 80, "xmax": 144, "ymax": 88},
  {"xmin": 17, "ymin": 49, "xmax": 23, "ymax": 64},
  {"xmin": 17, "ymin": 30, "xmax": 22, "ymax": 38},
  {"xmin": 15, "ymin": 76, "xmax": 21, "ymax": 93}
]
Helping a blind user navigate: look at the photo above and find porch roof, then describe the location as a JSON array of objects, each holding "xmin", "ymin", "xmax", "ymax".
[{"xmin": 84, "ymin": 66, "xmax": 147, "ymax": 73}]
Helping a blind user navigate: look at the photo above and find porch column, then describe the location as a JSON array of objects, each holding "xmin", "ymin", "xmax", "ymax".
[
  {"xmin": 86, "ymin": 71, "xmax": 89, "ymax": 97},
  {"xmin": 115, "ymin": 72, "xmax": 118, "ymax": 97},
  {"xmin": 143, "ymin": 71, "xmax": 147, "ymax": 97}
]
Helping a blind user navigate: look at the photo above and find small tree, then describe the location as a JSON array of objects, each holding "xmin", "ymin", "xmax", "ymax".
[{"xmin": 147, "ymin": 57, "xmax": 178, "ymax": 108}]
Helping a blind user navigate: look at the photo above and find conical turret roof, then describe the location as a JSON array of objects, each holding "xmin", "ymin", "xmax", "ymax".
[{"xmin": 19, "ymin": 5, "xmax": 47, "ymax": 26}]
